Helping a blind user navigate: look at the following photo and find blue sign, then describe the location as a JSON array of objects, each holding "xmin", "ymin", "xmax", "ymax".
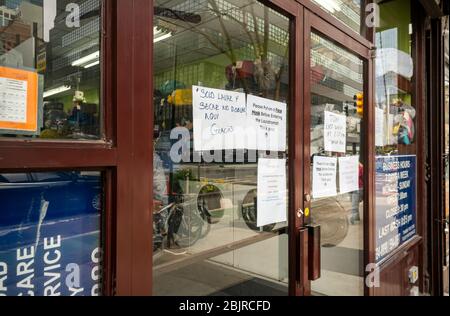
[
  {"xmin": 375, "ymin": 156, "xmax": 417, "ymax": 263},
  {"xmin": 0, "ymin": 172, "xmax": 102, "ymax": 296}
]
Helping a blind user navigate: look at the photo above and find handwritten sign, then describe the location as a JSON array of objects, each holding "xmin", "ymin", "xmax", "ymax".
[
  {"xmin": 257, "ymin": 158, "xmax": 287, "ymax": 227},
  {"xmin": 324, "ymin": 111, "xmax": 347, "ymax": 153},
  {"xmin": 247, "ymin": 94, "xmax": 287, "ymax": 152},
  {"xmin": 375, "ymin": 155, "xmax": 416, "ymax": 263},
  {"xmin": 313, "ymin": 156, "xmax": 337, "ymax": 199},
  {"xmin": 0, "ymin": 66, "xmax": 39, "ymax": 133},
  {"xmin": 338, "ymin": 156, "xmax": 360, "ymax": 194},
  {"xmin": 193, "ymin": 86, "xmax": 246, "ymax": 151}
]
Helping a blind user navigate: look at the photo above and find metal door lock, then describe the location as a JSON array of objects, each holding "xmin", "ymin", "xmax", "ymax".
[{"xmin": 297, "ymin": 209, "xmax": 304, "ymax": 218}]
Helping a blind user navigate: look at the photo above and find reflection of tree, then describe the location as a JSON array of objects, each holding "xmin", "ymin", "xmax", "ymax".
[
  {"xmin": 159, "ymin": 0, "xmax": 289, "ymax": 100},
  {"xmin": 212, "ymin": 0, "xmax": 289, "ymax": 100}
]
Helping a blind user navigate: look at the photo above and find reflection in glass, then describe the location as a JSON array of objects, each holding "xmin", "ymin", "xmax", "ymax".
[
  {"xmin": 374, "ymin": 0, "xmax": 417, "ymax": 264},
  {"xmin": 152, "ymin": 0, "xmax": 290, "ymax": 296},
  {"xmin": 309, "ymin": 32, "xmax": 365, "ymax": 296},
  {"xmin": 0, "ymin": 0, "xmax": 101, "ymax": 140},
  {"xmin": 311, "ymin": 0, "xmax": 363, "ymax": 34},
  {"xmin": 0, "ymin": 171, "xmax": 103, "ymax": 296}
]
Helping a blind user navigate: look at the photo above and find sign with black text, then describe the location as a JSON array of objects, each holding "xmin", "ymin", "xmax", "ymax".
[{"xmin": 375, "ymin": 156, "xmax": 417, "ymax": 263}]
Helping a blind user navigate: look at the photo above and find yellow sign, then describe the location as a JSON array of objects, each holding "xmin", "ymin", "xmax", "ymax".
[
  {"xmin": 305, "ymin": 208, "xmax": 310, "ymax": 217},
  {"xmin": 0, "ymin": 66, "xmax": 39, "ymax": 133}
]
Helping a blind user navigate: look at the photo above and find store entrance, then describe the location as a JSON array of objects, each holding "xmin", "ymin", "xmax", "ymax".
[
  {"xmin": 301, "ymin": 11, "xmax": 371, "ymax": 296},
  {"xmin": 151, "ymin": 0, "xmax": 301, "ymax": 296}
]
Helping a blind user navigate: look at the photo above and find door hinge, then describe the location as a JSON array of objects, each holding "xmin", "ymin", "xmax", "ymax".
[{"xmin": 370, "ymin": 48, "xmax": 377, "ymax": 59}]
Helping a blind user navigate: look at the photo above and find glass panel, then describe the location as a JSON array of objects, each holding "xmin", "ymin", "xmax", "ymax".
[
  {"xmin": 0, "ymin": 171, "xmax": 103, "ymax": 296},
  {"xmin": 153, "ymin": 0, "xmax": 290, "ymax": 296},
  {"xmin": 309, "ymin": 32, "xmax": 365, "ymax": 296},
  {"xmin": 311, "ymin": 0, "xmax": 363, "ymax": 35},
  {"xmin": 374, "ymin": 0, "xmax": 417, "ymax": 264},
  {"xmin": 0, "ymin": 0, "xmax": 102, "ymax": 140}
]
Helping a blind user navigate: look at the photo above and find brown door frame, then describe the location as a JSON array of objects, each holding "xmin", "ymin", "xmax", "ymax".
[
  {"xmin": 426, "ymin": 16, "xmax": 447, "ymax": 296},
  {"xmin": 302, "ymin": 9, "xmax": 374, "ymax": 296}
]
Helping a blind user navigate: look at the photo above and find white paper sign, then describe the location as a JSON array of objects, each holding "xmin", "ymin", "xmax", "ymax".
[
  {"xmin": 375, "ymin": 107, "xmax": 384, "ymax": 147},
  {"xmin": 0, "ymin": 77, "xmax": 28, "ymax": 123},
  {"xmin": 324, "ymin": 111, "xmax": 347, "ymax": 153},
  {"xmin": 247, "ymin": 94, "xmax": 287, "ymax": 152},
  {"xmin": 193, "ymin": 85, "xmax": 246, "ymax": 151},
  {"xmin": 313, "ymin": 156, "xmax": 337, "ymax": 199},
  {"xmin": 338, "ymin": 156, "xmax": 360, "ymax": 194},
  {"xmin": 257, "ymin": 158, "xmax": 287, "ymax": 227}
]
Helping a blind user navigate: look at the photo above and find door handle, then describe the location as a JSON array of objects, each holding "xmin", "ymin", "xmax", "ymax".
[
  {"xmin": 297, "ymin": 228, "xmax": 309, "ymax": 284},
  {"xmin": 307, "ymin": 224, "xmax": 321, "ymax": 281}
]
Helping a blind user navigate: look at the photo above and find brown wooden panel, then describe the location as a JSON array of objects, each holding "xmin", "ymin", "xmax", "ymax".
[
  {"xmin": 0, "ymin": 146, "xmax": 117, "ymax": 170},
  {"xmin": 115, "ymin": 0, "xmax": 134, "ymax": 296},
  {"xmin": 288, "ymin": 3, "xmax": 305, "ymax": 297},
  {"xmin": 373, "ymin": 237, "xmax": 422, "ymax": 296},
  {"xmin": 102, "ymin": 0, "xmax": 117, "ymax": 143},
  {"xmin": 130, "ymin": 0, "xmax": 154, "ymax": 296}
]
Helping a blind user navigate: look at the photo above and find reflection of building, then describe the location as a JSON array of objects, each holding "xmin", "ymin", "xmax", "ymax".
[
  {"xmin": 0, "ymin": 0, "xmax": 43, "ymax": 10},
  {"xmin": 0, "ymin": 18, "xmax": 31, "ymax": 55},
  {"xmin": 45, "ymin": 0, "xmax": 100, "ymax": 92},
  {"xmin": 0, "ymin": 5, "xmax": 16, "ymax": 26}
]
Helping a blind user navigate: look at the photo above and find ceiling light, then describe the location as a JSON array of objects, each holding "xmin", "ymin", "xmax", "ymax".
[
  {"xmin": 153, "ymin": 26, "xmax": 173, "ymax": 43},
  {"xmin": 84, "ymin": 61, "xmax": 100, "ymax": 69},
  {"xmin": 72, "ymin": 51, "xmax": 100, "ymax": 67},
  {"xmin": 43, "ymin": 85, "xmax": 71, "ymax": 98},
  {"xmin": 154, "ymin": 32, "xmax": 173, "ymax": 43}
]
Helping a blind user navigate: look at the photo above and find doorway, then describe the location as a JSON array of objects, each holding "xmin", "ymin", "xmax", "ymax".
[
  {"xmin": 151, "ymin": 0, "xmax": 299, "ymax": 296},
  {"xmin": 150, "ymin": 0, "xmax": 372, "ymax": 296}
]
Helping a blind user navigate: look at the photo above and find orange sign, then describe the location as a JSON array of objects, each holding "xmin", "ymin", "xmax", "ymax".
[{"xmin": 0, "ymin": 66, "xmax": 39, "ymax": 133}]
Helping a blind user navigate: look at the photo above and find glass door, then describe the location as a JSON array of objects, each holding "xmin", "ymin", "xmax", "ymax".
[
  {"xmin": 151, "ymin": 0, "xmax": 302, "ymax": 296},
  {"xmin": 303, "ymin": 10, "xmax": 371, "ymax": 296}
]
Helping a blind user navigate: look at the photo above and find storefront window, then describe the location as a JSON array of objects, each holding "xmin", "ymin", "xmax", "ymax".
[
  {"xmin": 374, "ymin": 0, "xmax": 417, "ymax": 264},
  {"xmin": 308, "ymin": 32, "xmax": 365, "ymax": 296},
  {"xmin": 311, "ymin": 0, "xmax": 363, "ymax": 35},
  {"xmin": 153, "ymin": 0, "xmax": 290, "ymax": 296},
  {"xmin": 0, "ymin": 171, "xmax": 103, "ymax": 296},
  {"xmin": 0, "ymin": 0, "xmax": 102, "ymax": 140}
]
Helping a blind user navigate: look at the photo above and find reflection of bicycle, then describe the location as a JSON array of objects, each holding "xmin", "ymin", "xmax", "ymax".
[
  {"xmin": 241, "ymin": 189, "xmax": 276, "ymax": 232},
  {"xmin": 153, "ymin": 201, "xmax": 206, "ymax": 258}
]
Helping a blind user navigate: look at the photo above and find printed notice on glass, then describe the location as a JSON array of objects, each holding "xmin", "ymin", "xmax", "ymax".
[
  {"xmin": 257, "ymin": 158, "xmax": 287, "ymax": 227},
  {"xmin": 375, "ymin": 155, "xmax": 416, "ymax": 263},
  {"xmin": 324, "ymin": 111, "xmax": 347, "ymax": 153},
  {"xmin": 193, "ymin": 85, "xmax": 246, "ymax": 151},
  {"xmin": 0, "ymin": 66, "xmax": 39, "ymax": 133},
  {"xmin": 313, "ymin": 156, "xmax": 337, "ymax": 199},
  {"xmin": 375, "ymin": 107, "xmax": 385, "ymax": 147},
  {"xmin": 247, "ymin": 94, "xmax": 287, "ymax": 152},
  {"xmin": 0, "ymin": 77, "xmax": 27, "ymax": 123},
  {"xmin": 338, "ymin": 156, "xmax": 360, "ymax": 194}
]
